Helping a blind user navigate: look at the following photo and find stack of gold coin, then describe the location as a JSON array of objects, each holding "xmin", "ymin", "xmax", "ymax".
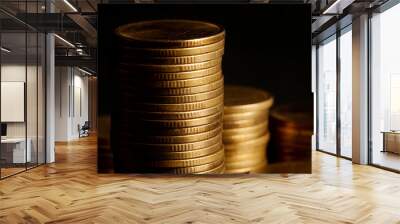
[
  {"xmin": 223, "ymin": 85, "xmax": 274, "ymax": 174},
  {"xmin": 112, "ymin": 20, "xmax": 225, "ymax": 174},
  {"xmin": 268, "ymin": 103, "xmax": 313, "ymax": 164}
]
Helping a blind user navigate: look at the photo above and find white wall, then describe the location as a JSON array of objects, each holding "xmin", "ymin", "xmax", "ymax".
[
  {"xmin": 1, "ymin": 63, "xmax": 46, "ymax": 164},
  {"xmin": 55, "ymin": 66, "xmax": 70, "ymax": 141},
  {"xmin": 55, "ymin": 66, "xmax": 89, "ymax": 141},
  {"xmin": 1, "ymin": 65, "xmax": 27, "ymax": 140},
  {"xmin": 72, "ymin": 73, "xmax": 89, "ymax": 138},
  {"xmin": 1, "ymin": 65, "xmax": 37, "ymax": 138}
]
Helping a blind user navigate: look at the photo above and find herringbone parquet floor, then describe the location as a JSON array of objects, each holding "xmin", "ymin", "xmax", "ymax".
[{"xmin": 1, "ymin": 136, "xmax": 400, "ymax": 224}]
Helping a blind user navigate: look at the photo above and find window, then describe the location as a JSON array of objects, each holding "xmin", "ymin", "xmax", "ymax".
[
  {"xmin": 317, "ymin": 35, "xmax": 337, "ymax": 154},
  {"xmin": 0, "ymin": 2, "xmax": 46, "ymax": 179},
  {"xmin": 370, "ymin": 2, "xmax": 400, "ymax": 171},
  {"xmin": 339, "ymin": 28, "xmax": 352, "ymax": 158},
  {"xmin": 316, "ymin": 25, "xmax": 353, "ymax": 158}
]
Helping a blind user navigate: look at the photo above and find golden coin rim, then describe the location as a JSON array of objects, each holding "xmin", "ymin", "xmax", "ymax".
[
  {"xmin": 225, "ymin": 162, "xmax": 267, "ymax": 174},
  {"xmin": 119, "ymin": 58, "xmax": 222, "ymax": 73},
  {"xmin": 166, "ymin": 158, "xmax": 225, "ymax": 174},
  {"xmin": 135, "ymin": 147, "xmax": 224, "ymax": 168},
  {"xmin": 225, "ymin": 152, "xmax": 266, "ymax": 161},
  {"xmin": 118, "ymin": 40, "xmax": 225, "ymax": 57},
  {"xmin": 122, "ymin": 86, "xmax": 223, "ymax": 105},
  {"xmin": 148, "ymin": 142, "xmax": 223, "ymax": 160},
  {"xmin": 224, "ymin": 132, "xmax": 270, "ymax": 150},
  {"xmin": 224, "ymin": 145, "xmax": 267, "ymax": 153},
  {"xmin": 225, "ymin": 146, "xmax": 267, "ymax": 154},
  {"xmin": 123, "ymin": 103, "xmax": 223, "ymax": 120},
  {"xmin": 116, "ymin": 121, "xmax": 221, "ymax": 136},
  {"xmin": 270, "ymin": 103, "xmax": 313, "ymax": 126},
  {"xmin": 118, "ymin": 111, "xmax": 222, "ymax": 128},
  {"xmin": 224, "ymin": 85, "xmax": 274, "ymax": 113},
  {"xmin": 119, "ymin": 133, "xmax": 222, "ymax": 152},
  {"xmin": 223, "ymin": 122, "xmax": 268, "ymax": 136},
  {"xmin": 225, "ymin": 159, "xmax": 267, "ymax": 169},
  {"xmin": 117, "ymin": 76, "xmax": 224, "ymax": 96},
  {"xmin": 223, "ymin": 115, "xmax": 268, "ymax": 129},
  {"xmin": 223, "ymin": 110, "xmax": 268, "ymax": 121},
  {"xmin": 129, "ymin": 94, "xmax": 224, "ymax": 112},
  {"xmin": 122, "ymin": 125, "xmax": 222, "ymax": 144},
  {"xmin": 117, "ymin": 64, "xmax": 221, "ymax": 81},
  {"xmin": 195, "ymin": 160, "xmax": 225, "ymax": 174},
  {"xmin": 119, "ymin": 48, "xmax": 224, "ymax": 65},
  {"xmin": 223, "ymin": 130, "xmax": 268, "ymax": 144},
  {"xmin": 115, "ymin": 20, "xmax": 225, "ymax": 48},
  {"xmin": 118, "ymin": 72, "xmax": 222, "ymax": 89}
]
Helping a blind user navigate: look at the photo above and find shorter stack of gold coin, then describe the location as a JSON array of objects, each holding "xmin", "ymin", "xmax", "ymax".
[
  {"xmin": 112, "ymin": 20, "xmax": 225, "ymax": 174},
  {"xmin": 269, "ymin": 103, "xmax": 313, "ymax": 164},
  {"xmin": 223, "ymin": 85, "xmax": 274, "ymax": 173}
]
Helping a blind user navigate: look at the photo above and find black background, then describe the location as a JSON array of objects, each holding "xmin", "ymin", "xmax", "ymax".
[
  {"xmin": 98, "ymin": 4, "xmax": 312, "ymax": 111},
  {"xmin": 97, "ymin": 3, "xmax": 312, "ymax": 172}
]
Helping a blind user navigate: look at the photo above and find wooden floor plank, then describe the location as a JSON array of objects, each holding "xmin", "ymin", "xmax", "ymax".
[{"xmin": 0, "ymin": 135, "xmax": 399, "ymax": 223}]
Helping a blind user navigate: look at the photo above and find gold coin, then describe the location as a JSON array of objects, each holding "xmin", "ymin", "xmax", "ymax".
[
  {"xmin": 148, "ymin": 142, "xmax": 222, "ymax": 160},
  {"xmin": 121, "ymin": 133, "xmax": 222, "ymax": 152},
  {"xmin": 119, "ymin": 112, "xmax": 222, "ymax": 128},
  {"xmin": 223, "ymin": 127, "xmax": 268, "ymax": 144},
  {"xmin": 225, "ymin": 159, "xmax": 266, "ymax": 170},
  {"xmin": 123, "ymin": 86, "xmax": 223, "ymax": 104},
  {"xmin": 117, "ymin": 76, "xmax": 224, "ymax": 96},
  {"xmin": 225, "ymin": 151, "xmax": 266, "ymax": 161},
  {"xmin": 270, "ymin": 103, "xmax": 313, "ymax": 129},
  {"xmin": 124, "ymin": 125, "xmax": 222, "ymax": 144},
  {"xmin": 249, "ymin": 163, "xmax": 267, "ymax": 173},
  {"xmin": 225, "ymin": 150, "xmax": 266, "ymax": 161},
  {"xmin": 120, "ymin": 48, "xmax": 224, "ymax": 65},
  {"xmin": 136, "ymin": 147, "xmax": 224, "ymax": 168},
  {"xmin": 223, "ymin": 110, "xmax": 268, "ymax": 122},
  {"xmin": 195, "ymin": 160, "xmax": 225, "ymax": 174},
  {"xmin": 225, "ymin": 145, "xmax": 266, "ymax": 155},
  {"xmin": 160, "ymin": 157, "xmax": 224, "ymax": 174},
  {"xmin": 224, "ymin": 85, "xmax": 274, "ymax": 114},
  {"xmin": 225, "ymin": 146, "xmax": 266, "ymax": 155},
  {"xmin": 225, "ymin": 162, "xmax": 267, "ymax": 174},
  {"xmin": 272, "ymin": 127, "xmax": 313, "ymax": 137},
  {"xmin": 115, "ymin": 20, "xmax": 225, "ymax": 48},
  {"xmin": 223, "ymin": 114, "xmax": 268, "ymax": 129},
  {"xmin": 118, "ymin": 64, "xmax": 221, "ymax": 81},
  {"xmin": 223, "ymin": 122, "xmax": 268, "ymax": 137},
  {"xmin": 225, "ymin": 156, "xmax": 266, "ymax": 164},
  {"xmin": 124, "ymin": 104, "xmax": 223, "ymax": 120},
  {"xmin": 224, "ymin": 144, "xmax": 267, "ymax": 153},
  {"xmin": 119, "ymin": 39, "xmax": 225, "ymax": 57},
  {"xmin": 119, "ymin": 58, "xmax": 222, "ymax": 73},
  {"xmin": 224, "ymin": 132, "xmax": 270, "ymax": 150},
  {"xmin": 135, "ymin": 94, "xmax": 223, "ymax": 112},
  {"xmin": 121, "ymin": 157, "xmax": 224, "ymax": 174},
  {"xmin": 119, "ymin": 71, "xmax": 222, "ymax": 89},
  {"xmin": 117, "ymin": 121, "xmax": 221, "ymax": 136}
]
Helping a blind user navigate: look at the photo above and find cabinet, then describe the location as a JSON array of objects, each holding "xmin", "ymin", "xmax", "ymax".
[{"xmin": 382, "ymin": 131, "xmax": 400, "ymax": 154}]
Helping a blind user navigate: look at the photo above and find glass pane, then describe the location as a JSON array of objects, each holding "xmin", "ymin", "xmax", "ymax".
[
  {"xmin": 339, "ymin": 29, "xmax": 352, "ymax": 158},
  {"xmin": 371, "ymin": 3, "xmax": 400, "ymax": 171},
  {"xmin": 1, "ymin": 31, "xmax": 27, "ymax": 177},
  {"xmin": 317, "ymin": 36, "xmax": 337, "ymax": 154},
  {"xmin": 27, "ymin": 31, "xmax": 38, "ymax": 169}
]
